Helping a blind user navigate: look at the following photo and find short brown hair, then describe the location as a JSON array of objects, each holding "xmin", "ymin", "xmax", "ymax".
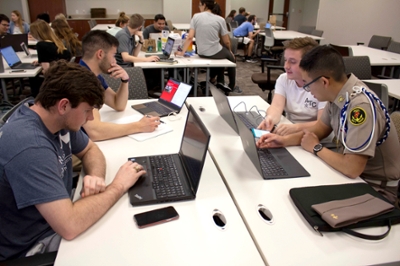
[
  {"xmin": 128, "ymin": 13, "xmax": 144, "ymax": 29},
  {"xmin": 35, "ymin": 60, "xmax": 104, "ymax": 109},
  {"xmin": 284, "ymin": 37, "xmax": 319, "ymax": 57}
]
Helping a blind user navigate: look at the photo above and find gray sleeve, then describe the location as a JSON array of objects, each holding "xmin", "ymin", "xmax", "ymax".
[
  {"xmin": 143, "ymin": 27, "xmax": 150, "ymax": 39},
  {"xmin": 219, "ymin": 18, "xmax": 229, "ymax": 36},
  {"xmin": 190, "ymin": 15, "xmax": 197, "ymax": 30},
  {"xmin": 116, "ymin": 33, "xmax": 131, "ymax": 54}
]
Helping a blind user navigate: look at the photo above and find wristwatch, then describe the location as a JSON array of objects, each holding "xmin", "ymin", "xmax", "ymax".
[
  {"xmin": 121, "ymin": 78, "xmax": 129, "ymax": 83},
  {"xmin": 138, "ymin": 40, "xmax": 144, "ymax": 45},
  {"xmin": 313, "ymin": 143, "xmax": 323, "ymax": 156}
]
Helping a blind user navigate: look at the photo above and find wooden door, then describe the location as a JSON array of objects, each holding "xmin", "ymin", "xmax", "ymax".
[
  {"xmin": 268, "ymin": 0, "xmax": 290, "ymax": 28},
  {"xmin": 192, "ymin": 0, "xmax": 226, "ymax": 18},
  {"xmin": 28, "ymin": 0, "xmax": 66, "ymax": 23}
]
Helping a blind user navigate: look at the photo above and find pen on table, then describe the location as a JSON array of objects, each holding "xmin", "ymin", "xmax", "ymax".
[{"xmin": 146, "ymin": 115, "xmax": 165, "ymax": 124}]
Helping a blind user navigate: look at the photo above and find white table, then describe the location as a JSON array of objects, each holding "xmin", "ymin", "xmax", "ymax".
[
  {"xmin": 173, "ymin": 23, "xmax": 190, "ymax": 31},
  {"xmin": 347, "ymin": 45, "xmax": 400, "ymax": 66},
  {"xmin": 54, "ymin": 100, "xmax": 264, "ymax": 266},
  {"xmin": 91, "ymin": 24, "xmax": 115, "ymax": 31},
  {"xmin": 362, "ymin": 79, "xmax": 400, "ymax": 100},
  {"xmin": 186, "ymin": 96, "xmax": 400, "ymax": 266},
  {"xmin": 136, "ymin": 52, "xmax": 236, "ymax": 96},
  {"xmin": 260, "ymin": 30, "xmax": 324, "ymax": 41},
  {"xmin": 1, "ymin": 52, "xmax": 41, "ymax": 101}
]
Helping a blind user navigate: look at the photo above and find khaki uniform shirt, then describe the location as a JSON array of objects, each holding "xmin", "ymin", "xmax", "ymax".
[{"xmin": 320, "ymin": 74, "xmax": 400, "ymax": 185}]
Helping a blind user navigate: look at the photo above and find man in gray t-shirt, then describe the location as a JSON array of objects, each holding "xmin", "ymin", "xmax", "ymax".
[{"xmin": 143, "ymin": 14, "xmax": 170, "ymax": 40}]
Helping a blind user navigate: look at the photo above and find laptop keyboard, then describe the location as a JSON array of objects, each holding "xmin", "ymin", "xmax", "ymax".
[
  {"xmin": 144, "ymin": 102, "xmax": 172, "ymax": 115},
  {"xmin": 149, "ymin": 155, "xmax": 186, "ymax": 199},
  {"xmin": 236, "ymin": 112, "xmax": 260, "ymax": 129},
  {"xmin": 258, "ymin": 149, "xmax": 289, "ymax": 177}
]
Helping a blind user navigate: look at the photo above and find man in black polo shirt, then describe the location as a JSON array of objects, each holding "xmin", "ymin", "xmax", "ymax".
[{"xmin": 233, "ymin": 7, "xmax": 247, "ymax": 26}]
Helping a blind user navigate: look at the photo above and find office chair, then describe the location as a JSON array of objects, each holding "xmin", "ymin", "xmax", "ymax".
[
  {"xmin": 298, "ymin": 25, "xmax": 315, "ymax": 34},
  {"xmin": 88, "ymin": 20, "xmax": 97, "ymax": 29},
  {"xmin": 367, "ymin": 35, "xmax": 392, "ymax": 50},
  {"xmin": 363, "ymin": 81, "xmax": 389, "ymax": 108},
  {"xmin": 342, "ymin": 56, "xmax": 372, "ymax": 80},
  {"xmin": 0, "ymin": 97, "xmax": 33, "ymax": 128},
  {"xmin": 329, "ymin": 44, "xmax": 353, "ymax": 56},
  {"xmin": 229, "ymin": 21, "xmax": 238, "ymax": 31},
  {"xmin": 263, "ymin": 29, "xmax": 284, "ymax": 58},
  {"xmin": 311, "ymin": 29, "xmax": 323, "ymax": 37},
  {"xmin": 377, "ymin": 41, "xmax": 400, "ymax": 79},
  {"xmin": 251, "ymin": 56, "xmax": 285, "ymax": 103},
  {"xmin": 100, "ymin": 67, "xmax": 148, "ymax": 99}
]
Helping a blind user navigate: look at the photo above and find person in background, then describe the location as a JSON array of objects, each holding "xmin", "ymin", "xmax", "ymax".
[
  {"xmin": 29, "ymin": 19, "xmax": 71, "ymax": 97},
  {"xmin": 233, "ymin": 14, "xmax": 259, "ymax": 63},
  {"xmin": 257, "ymin": 45, "xmax": 400, "ymax": 204},
  {"xmin": 51, "ymin": 19, "xmax": 82, "ymax": 57},
  {"xmin": 225, "ymin": 10, "xmax": 236, "ymax": 25},
  {"xmin": 36, "ymin": 13, "xmax": 50, "ymax": 24},
  {"xmin": 115, "ymin": 13, "xmax": 161, "ymax": 92},
  {"xmin": 0, "ymin": 60, "xmax": 146, "ymax": 260},
  {"xmin": 106, "ymin": 12, "xmax": 129, "ymax": 37},
  {"xmin": 55, "ymin": 13, "xmax": 67, "ymax": 22},
  {"xmin": 79, "ymin": 30, "xmax": 160, "ymax": 141},
  {"xmin": 233, "ymin": 7, "xmax": 247, "ymax": 26},
  {"xmin": 258, "ymin": 37, "xmax": 325, "ymax": 135},
  {"xmin": 8, "ymin": 10, "xmax": 29, "ymax": 34},
  {"xmin": 0, "ymin": 14, "xmax": 10, "ymax": 35},
  {"xmin": 176, "ymin": 0, "xmax": 242, "ymax": 94},
  {"xmin": 142, "ymin": 14, "xmax": 170, "ymax": 40}
]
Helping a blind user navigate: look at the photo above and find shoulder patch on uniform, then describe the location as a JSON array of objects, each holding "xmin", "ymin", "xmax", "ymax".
[{"xmin": 349, "ymin": 107, "xmax": 367, "ymax": 126}]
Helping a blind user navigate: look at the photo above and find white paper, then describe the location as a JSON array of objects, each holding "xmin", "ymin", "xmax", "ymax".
[
  {"xmin": 191, "ymin": 60, "xmax": 211, "ymax": 65},
  {"xmin": 110, "ymin": 114, "xmax": 173, "ymax": 141}
]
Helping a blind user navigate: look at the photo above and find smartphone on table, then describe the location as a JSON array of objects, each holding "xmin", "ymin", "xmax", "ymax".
[{"xmin": 133, "ymin": 206, "xmax": 179, "ymax": 229}]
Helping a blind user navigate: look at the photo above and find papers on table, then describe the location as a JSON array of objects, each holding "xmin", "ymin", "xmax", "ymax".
[{"xmin": 110, "ymin": 114, "xmax": 172, "ymax": 141}]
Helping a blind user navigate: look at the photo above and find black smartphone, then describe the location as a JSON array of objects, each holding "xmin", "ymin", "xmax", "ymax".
[{"xmin": 133, "ymin": 206, "xmax": 179, "ymax": 229}]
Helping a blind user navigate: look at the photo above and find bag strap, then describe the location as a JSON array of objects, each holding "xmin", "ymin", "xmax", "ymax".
[{"xmin": 342, "ymin": 220, "xmax": 391, "ymax": 240}]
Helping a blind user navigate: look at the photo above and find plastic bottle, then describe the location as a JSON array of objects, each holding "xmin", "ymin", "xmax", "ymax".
[{"xmin": 157, "ymin": 38, "xmax": 162, "ymax": 51}]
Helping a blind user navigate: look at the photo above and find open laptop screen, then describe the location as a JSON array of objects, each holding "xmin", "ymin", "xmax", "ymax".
[
  {"xmin": 180, "ymin": 106, "xmax": 210, "ymax": 193},
  {"xmin": 0, "ymin": 46, "xmax": 21, "ymax": 67},
  {"xmin": 160, "ymin": 79, "xmax": 191, "ymax": 108},
  {"xmin": 163, "ymin": 37, "xmax": 174, "ymax": 56}
]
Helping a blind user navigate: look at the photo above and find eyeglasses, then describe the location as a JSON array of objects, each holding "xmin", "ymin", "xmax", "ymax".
[{"xmin": 303, "ymin": 75, "xmax": 329, "ymax": 92}]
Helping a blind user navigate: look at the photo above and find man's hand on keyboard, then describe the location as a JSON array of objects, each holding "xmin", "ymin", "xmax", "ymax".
[
  {"xmin": 145, "ymin": 55, "xmax": 160, "ymax": 62},
  {"xmin": 256, "ymin": 133, "xmax": 285, "ymax": 149},
  {"xmin": 112, "ymin": 161, "xmax": 146, "ymax": 193},
  {"xmin": 137, "ymin": 115, "xmax": 161, "ymax": 132}
]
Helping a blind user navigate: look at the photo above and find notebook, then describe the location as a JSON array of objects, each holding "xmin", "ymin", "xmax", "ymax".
[
  {"xmin": 20, "ymin": 42, "xmax": 37, "ymax": 58},
  {"xmin": 128, "ymin": 105, "xmax": 211, "ymax": 206},
  {"xmin": 131, "ymin": 78, "xmax": 192, "ymax": 117},
  {"xmin": 233, "ymin": 111, "xmax": 310, "ymax": 179},
  {"xmin": 0, "ymin": 34, "xmax": 27, "ymax": 52},
  {"xmin": 0, "ymin": 46, "xmax": 37, "ymax": 69},
  {"xmin": 145, "ymin": 36, "xmax": 174, "ymax": 60},
  {"xmin": 209, "ymin": 83, "xmax": 262, "ymax": 132}
]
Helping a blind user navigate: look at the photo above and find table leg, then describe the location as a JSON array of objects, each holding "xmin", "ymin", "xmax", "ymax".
[
  {"xmin": 205, "ymin": 68, "xmax": 210, "ymax": 96},
  {"xmin": 1, "ymin": 78, "xmax": 9, "ymax": 102},
  {"xmin": 161, "ymin": 69, "xmax": 165, "ymax": 92},
  {"xmin": 194, "ymin": 68, "xmax": 198, "ymax": 97}
]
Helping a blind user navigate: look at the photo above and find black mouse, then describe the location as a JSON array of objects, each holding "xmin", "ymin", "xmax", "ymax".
[{"xmin": 199, "ymin": 106, "xmax": 206, "ymax": 112}]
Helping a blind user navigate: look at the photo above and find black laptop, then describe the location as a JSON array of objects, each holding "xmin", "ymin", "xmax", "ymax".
[
  {"xmin": 233, "ymin": 111, "xmax": 310, "ymax": 179},
  {"xmin": 131, "ymin": 78, "xmax": 192, "ymax": 117},
  {"xmin": 0, "ymin": 34, "xmax": 27, "ymax": 52},
  {"xmin": 0, "ymin": 46, "xmax": 36, "ymax": 69},
  {"xmin": 145, "ymin": 37, "xmax": 174, "ymax": 60},
  {"xmin": 128, "ymin": 105, "xmax": 211, "ymax": 206},
  {"xmin": 209, "ymin": 83, "xmax": 263, "ymax": 132}
]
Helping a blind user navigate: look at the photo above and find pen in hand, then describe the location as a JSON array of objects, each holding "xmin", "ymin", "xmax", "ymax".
[{"xmin": 146, "ymin": 114, "xmax": 165, "ymax": 124}]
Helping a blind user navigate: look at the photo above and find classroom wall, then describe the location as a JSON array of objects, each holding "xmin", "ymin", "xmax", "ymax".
[
  {"xmin": 163, "ymin": 0, "xmax": 191, "ymax": 23},
  {"xmin": 301, "ymin": 0, "xmax": 318, "ymax": 27},
  {"xmin": 230, "ymin": 0, "xmax": 269, "ymax": 23},
  {"xmin": 287, "ymin": 0, "xmax": 304, "ymax": 30},
  {"xmin": 66, "ymin": 0, "xmax": 163, "ymax": 17},
  {"xmin": 316, "ymin": 0, "xmax": 400, "ymax": 45}
]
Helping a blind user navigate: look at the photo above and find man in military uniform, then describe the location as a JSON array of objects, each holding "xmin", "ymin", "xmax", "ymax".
[{"xmin": 257, "ymin": 45, "xmax": 400, "ymax": 203}]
